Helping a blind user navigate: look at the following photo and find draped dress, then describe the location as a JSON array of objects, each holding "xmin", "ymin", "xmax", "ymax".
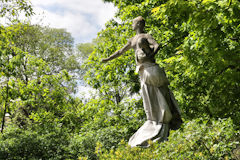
[{"xmin": 128, "ymin": 35, "xmax": 182, "ymax": 147}]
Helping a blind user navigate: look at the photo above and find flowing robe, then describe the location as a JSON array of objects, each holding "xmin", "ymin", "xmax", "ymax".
[{"xmin": 128, "ymin": 37, "xmax": 182, "ymax": 147}]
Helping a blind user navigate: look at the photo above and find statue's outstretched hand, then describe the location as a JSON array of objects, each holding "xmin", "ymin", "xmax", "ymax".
[
  {"xmin": 101, "ymin": 50, "xmax": 121, "ymax": 63},
  {"xmin": 101, "ymin": 58, "xmax": 109, "ymax": 63}
]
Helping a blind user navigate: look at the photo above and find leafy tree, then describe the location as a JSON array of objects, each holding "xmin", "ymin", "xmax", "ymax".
[
  {"xmin": 0, "ymin": 0, "xmax": 34, "ymax": 132},
  {"xmin": 76, "ymin": 41, "xmax": 96, "ymax": 84},
  {"xmin": 66, "ymin": 97, "xmax": 145, "ymax": 159},
  {"xmin": 0, "ymin": 21, "xmax": 84, "ymax": 159},
  {"xmin": 80, "ymin": 1, "xmax": 240, "ymax": 157},
  {"xmin": 86, "ymin": 0, "xmax": 240, "ymax": 123},
  {"xmin": 150, "ymin": 0, "xmax": 240, "ymax": 123},
  {"xmin": 0, "ymin": 0, "xmax": 88, "ymax": 159},
  {"xmin": 1, "ymin": 0, "xmax": 240, "ymax": 159},
  {"xmin": 77, "ymin": 42, "xmax": 95, "ymax": 60},
  {"xmin": 0, "ymin": 0, "xmax": 33, "ymax": 20},
  {"xmin": 11, "ymin": 23, "xmax": 81, "ymax": 79},
  {"xmin": 0, "ymin": 0, "xmax": 80, "ymax": 132}
]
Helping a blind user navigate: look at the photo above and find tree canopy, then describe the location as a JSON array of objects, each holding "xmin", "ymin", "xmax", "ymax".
[
  {"xmin": 0, "ymin": 0, "xmax": 239, "ymax": 159},
  {"xmin": 86, "ymin": 0, "xmax": 240, "ymax": 123}
]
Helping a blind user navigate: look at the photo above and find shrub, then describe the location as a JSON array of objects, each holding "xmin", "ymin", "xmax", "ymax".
[
  {"xmin": 96, "ymin": 117, "xmax": 240, "ymax": 160},
  {"xmin": 0, "ymin": 124, "xmax": 70, "ymax": 160}
]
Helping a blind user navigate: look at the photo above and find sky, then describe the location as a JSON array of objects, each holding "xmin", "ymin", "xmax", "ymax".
[
  {"xmin": 31, "ymin": 0, "xmax": 117, "ymax": 44},
  {"xmin": 30, "ymin": 0, "xmax": 117, "ymax": 97}
]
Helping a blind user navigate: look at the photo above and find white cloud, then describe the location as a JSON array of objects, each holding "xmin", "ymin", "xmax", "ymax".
[
  {"xmin": 23, "ymin": 0, "xmax": 117, "ymax": 97},
  {"xmin": 30, "ymin": 0, "xmax": 117, "ymax": 43}
]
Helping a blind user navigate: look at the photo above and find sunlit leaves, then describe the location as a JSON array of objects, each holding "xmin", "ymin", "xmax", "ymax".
[
  {"xmin": 150, "ymin": 0, "xmax": 240, "ymax": 121},
  {"xmin": 86, "ymin": 0, "xmax": 240, "ymax": 136},
  {"xmin": 97, "ymin": 117, "xmax": 239, "ymax": 159},
  {"xmin": 0, "ymin": 0, "xmax": 33, "ymax": 21}
]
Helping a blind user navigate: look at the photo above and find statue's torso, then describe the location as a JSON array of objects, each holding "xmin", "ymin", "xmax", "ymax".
[
  {"xmin": 131, "ymin": 34, "xmax": 151, "ymax": 49},
  {"xmin": 130, "ymin": 34, "xmax": 156, "ymax": 69}
]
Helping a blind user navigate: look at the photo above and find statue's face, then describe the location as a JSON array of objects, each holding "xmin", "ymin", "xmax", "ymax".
[
  {"xmin": 132, "ymin": 17, "xmax": 145, "ymax": 31},
  {"xmin": 132, "ymin": 20, "xmax": 139, "ymax": 31}
]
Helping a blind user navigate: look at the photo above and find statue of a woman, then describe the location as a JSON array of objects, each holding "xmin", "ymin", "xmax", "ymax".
[{"xmin": 102, "ymin": 16, "xmax": 182, "ymax": 147}]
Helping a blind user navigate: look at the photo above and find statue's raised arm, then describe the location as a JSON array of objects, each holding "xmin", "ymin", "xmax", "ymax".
[{"xmin": 101, "ymin": 41, "xmax": 132, "ymax": 63}]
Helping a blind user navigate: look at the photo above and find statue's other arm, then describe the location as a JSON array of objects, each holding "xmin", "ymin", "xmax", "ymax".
[
  {"xmin": 101, "ymin": 41, "xmax": 132, "ymax": 63},
  {"xmin": 146, "ymin": 35, "xmax": 160, "ymax": 56}
]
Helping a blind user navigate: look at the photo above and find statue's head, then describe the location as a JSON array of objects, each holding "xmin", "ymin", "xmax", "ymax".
[{"xmin": 132, "ymin": 16, "xmax": 145, "ymax": 31}]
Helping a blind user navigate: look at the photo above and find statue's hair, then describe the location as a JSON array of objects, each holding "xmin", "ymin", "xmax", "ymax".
[{"xmin": 133, "ymin": 16, "xmax": 145, "ymax": 27}]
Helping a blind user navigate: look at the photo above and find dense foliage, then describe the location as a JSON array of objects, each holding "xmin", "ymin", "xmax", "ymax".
[
  {"xmin": 84, "ymin": 0, "xmax": 240, "ymax": 158},
  {"xmin": 97, "ymin": 118, "xmax": 239, "ymax": 160},
  {"xmin": 0, "ymin": 0, "xmax": 239, "ymax": 159},
  {"xmin": 92, "ymin": 0, "xmax": 240, "ymax": 122},
  {"xmin": 11, "ymin": 23, "xmax": 81, "ymax": 79}
]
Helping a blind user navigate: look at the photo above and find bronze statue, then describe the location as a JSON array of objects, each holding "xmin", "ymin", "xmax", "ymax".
[{"xmin": 102, "ymin": 16, "xmax": 182, "ymax": 147}]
